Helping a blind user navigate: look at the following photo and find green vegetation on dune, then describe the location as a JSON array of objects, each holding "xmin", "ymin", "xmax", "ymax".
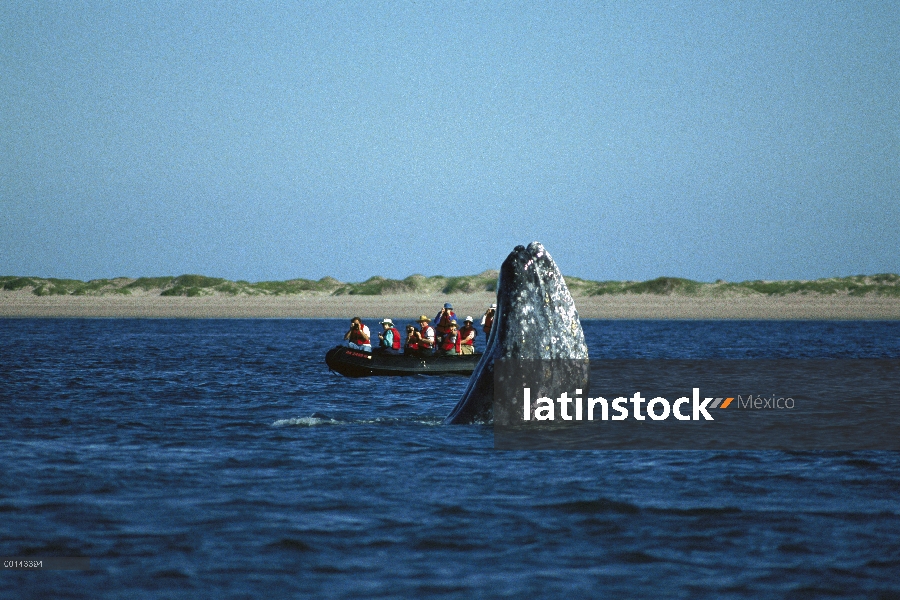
[
  {"xmin": 124, "ymin": 277, "xmax": 175, "ymax": 292},
  {"xmin": 330, "ymin": 271, "xmax": 499, "ymax": 295},
  {"xmin": 160, "ymin": 275, "xmax": 228, "ymax": 297},
  {"xmin": 1, "ymin": 276, "xmax": 129, "ymax": 296},
  {"xmin": 2, "ymin": 272, "xmax": 898, "ymax": 298},
  {"xmin": 441, "ymin": 273, "xmax": 498, "ymax": 294},
  {"xmin": 0, "ymin": 276, "xmax": 41, "ymax": 291},
  {"xmin": 581, "ymin": 274, "xmax": 900, "ymax": 297},
  {"xmin": 251, "ymin": 277, "xmax": 341, "ymax": 295},
  {"xmin": 573, "ymin": 273, "xmax": 900, "ymax": 297},
  {"xmin": 719, "ymin": 274, "xmax": 900, "ymax": 297},
  {"xmin": 584, "ymin": 277, "xmax": 705, "ymax": 296}
]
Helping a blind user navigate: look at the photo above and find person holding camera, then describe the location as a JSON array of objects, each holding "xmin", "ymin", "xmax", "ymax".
[
  {"xmin": 404, "ymin": 325, "xmax": 424, "ymax": 354},
  {"xmin": 344, "ymin": 317, "xmax": 371, "ymax": 351},
  {"xmin": 376, "ymin": 318, "xmax": 402, "ymax": 355},
  {"xmin": 434, "ymin": 302, "xmax": 457, "ymax": 337},
  {"xmin": 481, "ymin": 303, "xmax": 496, "ymax": 335}
]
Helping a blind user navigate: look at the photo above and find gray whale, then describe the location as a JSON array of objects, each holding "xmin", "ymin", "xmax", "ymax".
[{"xmin": 444, "ymin": 242, "xmax": 589, "ymax": 424}]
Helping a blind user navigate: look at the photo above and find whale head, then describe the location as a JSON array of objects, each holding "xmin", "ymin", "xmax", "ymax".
[{"xmin": 444, "ymin": 242, "xmax": 589, "ymax": 424}]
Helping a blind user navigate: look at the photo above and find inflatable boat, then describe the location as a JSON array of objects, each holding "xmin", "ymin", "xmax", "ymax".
[{"xmin": 325, "ymin": 345, "xmax": 481, "ymax": 377}]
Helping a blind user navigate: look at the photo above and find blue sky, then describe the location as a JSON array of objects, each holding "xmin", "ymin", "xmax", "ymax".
[{"xmin": 2, "ymin": 1, "xmax": 897, "ymax": 282}]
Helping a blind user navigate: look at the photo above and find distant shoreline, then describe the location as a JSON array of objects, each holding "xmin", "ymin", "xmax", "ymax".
[
  {"xmin": 2, "ymin": 291, "xmax": 898, "ymax": 320},
  {"xmin": 3, "ymin": 272, "xmax": 899, "ymax": 299}
]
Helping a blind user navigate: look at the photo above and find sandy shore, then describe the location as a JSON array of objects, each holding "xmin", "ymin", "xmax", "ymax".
[{"xmin": 1, "ymin": 291, "xmax": 898, "ymax": 319}]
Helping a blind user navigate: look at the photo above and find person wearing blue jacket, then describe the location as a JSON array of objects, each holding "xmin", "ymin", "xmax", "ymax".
[{"xmin": 434, "ymin": 302, "xmax": 456, "ymax": 337}]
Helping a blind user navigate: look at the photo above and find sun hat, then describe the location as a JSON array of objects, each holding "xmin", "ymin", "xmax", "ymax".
[
  {"xmin": 464, "ymin": 316, "xmax": 473, "ymax": 322},
  {"xmin": 490, "ymin": 303, "xmax": 496, "ymax": 309},
  {"xmin": 444, "ymin": 302, "xmax": 453, "ymax": 309},
  {"xmin": 380, "ymin": 318, "xmax": 393, "ymax": 326},
  {"xmin": 418, "ymin": 315, "xmax": 430, "ymax": 322}
]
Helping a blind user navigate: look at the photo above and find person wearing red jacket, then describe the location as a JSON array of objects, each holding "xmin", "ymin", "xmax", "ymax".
[
  {"xmin": 417, "ymin": 315, "xmax": 436, "ymax": 352},
  {"xmin": 434, "ymin": 302, "xmax": 456, "ymax": 337},
  {"xmin": 344, "ymin": 317, "xmax": 371, "ymax": 351},
  {"xmin": 439, "ymin": 321, "xmax": 462, "ymax": 355},
  {"xmin": 404, "ymin": 325, "xmax": 423, "ymax": 354},
  {"xmin": 459, "ymin": 317, "xmax": 477, "ymax": 355}
]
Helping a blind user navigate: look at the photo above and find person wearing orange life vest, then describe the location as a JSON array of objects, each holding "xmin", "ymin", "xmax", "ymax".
[
  {"xmin": 404, "ymin": 324, "xmax": 423, "ymax": 354},
  {"xmin": 439, "ymin": 321, "xmax": 462, "ymax": 355},
  {"xmin": 376, "ymin": 318, "xmax": 402, "ymax": 355},
  {"xmin": 458, "ymin": 316, "xmax": 477, "ymax": 355},
  {"xmin": 417, "ymin": 315, "xmax": 436, "ymax": 353},
  {"xmin": 344, "ymin": 317, "xmax": 371, "ymax": 351},
  {"xmin": 434, "ymin": 302, "xmax": 456, "ymax": 337},
  {"xmin": 481, "ymin": 303, "xmax": 496, "ymax": 336}
]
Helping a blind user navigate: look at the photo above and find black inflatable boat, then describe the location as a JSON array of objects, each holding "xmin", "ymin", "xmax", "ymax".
[{"xmin": 325, "ymin": 345, "xmax": 481, "ymax": 377}]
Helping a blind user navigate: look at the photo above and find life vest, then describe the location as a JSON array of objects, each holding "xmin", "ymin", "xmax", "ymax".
[
  {"xmin": 483, "ymin": 313, "xmax": 493, "ymax": 334},
  {"xmin": 435, "ymin": 311, "xmax": 456, "ymax": 334},
  {"xmin": 440, "ymin": 331, "xmax": 461, "ymax": 353},
  {"xmin": 459, "ymin": 325, "xmax": 476, "ymax": 346},
  {"xmin": 419, "ymin": 325, "xmax": 435, "ymax": 348},
  {"xmin": 349, "ymin": 327, "xmax": 368, "ymax": 344},
  {"xmin": 388, "ymin": 327, "xmax": 401, "ymax": 350},
  {"xmin": 406, "ymin": 340, "xmax": 420, "ymax": 350},
  {"xmin": 356, "ymin": 321, "xmax": 369, "ymax": 337}
]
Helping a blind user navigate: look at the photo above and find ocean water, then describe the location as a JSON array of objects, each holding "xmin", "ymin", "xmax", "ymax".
[{"xmin": 2, "ymin": 318, "xmax": 899, "ymax": 599}]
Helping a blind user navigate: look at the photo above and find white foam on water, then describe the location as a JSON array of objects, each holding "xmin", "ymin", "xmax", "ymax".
[
  {"xmin": 271, "ymin": 415, "xmax": 444, "ymax": 427},
  {"xmin": 272, "ymin": 416, "xmax": 339, "ymax": 427}
]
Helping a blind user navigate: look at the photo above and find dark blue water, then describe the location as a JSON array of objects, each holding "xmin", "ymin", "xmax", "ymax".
[{"xmin": 2, "ymin": 319, "xmax": 899, "ymax": 598}]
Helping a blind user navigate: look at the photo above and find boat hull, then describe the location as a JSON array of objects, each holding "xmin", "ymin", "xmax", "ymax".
[{"xmin": 325, "ymin": 346, "xmax": 481, "ymax": 377}]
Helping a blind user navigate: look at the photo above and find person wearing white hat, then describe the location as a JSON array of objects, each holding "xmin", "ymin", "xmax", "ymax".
[
  {"xmin": 481, "ymin": 303, "xmax": 496, "ymax": 335},
  {"xmin": 459, "ymin": 316, "xmax": 477, "ymax": 355},
  {"xmin": 377, "ymin": 318, "xmax": 402, "ymax": 355}
]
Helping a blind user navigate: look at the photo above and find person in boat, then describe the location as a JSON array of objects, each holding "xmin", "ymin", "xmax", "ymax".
[
  {"xmin": 417, "ymin": 315, "xmax": 436, "ymax": 353},
  {"xmin": 404, "ymin": 325, "xmax": 424, "ymax": 354},
  {"xmin": 459, "ymin": 316, "xmax": 477, "ymax": 355},
  {"xmin": 481, "ymin": 303, "xmax": 496, "ymax": 335},
  {"xmin": 434, "ymin": 302, "xmax": 456, "ymax": 338},
  {"xmin": 439, "ymin": 321, "xmax": 462, "ymax": 355},
  {"xmin": 346, "ymin": 316, "xmax": 370, "ymax": 339},
  {"xmin": 344, "ymin": 317, "xmax": 371, "ymax": 351},
  {"xmin": 376, "ymin": 318, "xmax": 402, "ymax": 355}
]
